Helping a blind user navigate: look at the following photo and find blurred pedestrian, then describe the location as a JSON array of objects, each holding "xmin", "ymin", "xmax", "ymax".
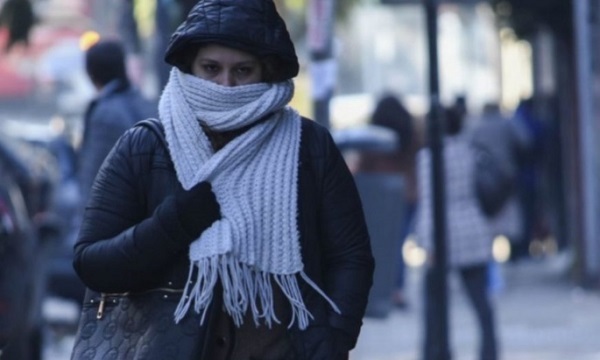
[
  {"xmin": 155, "ymin": 0, "xmax": 198, "ymax": 90},
  {"xmin": 117, "ymin": 0, "xmax": 144, "ymax": 86},
  {"xmin": 470, "ymin": 103, "xmax": 531, "ymax": 293},
  {"xmin": 118, "ymin": 0, "xmax": 198, "ymax": 93},
  {"xmin": 53, "ymin": 39, "xmax": 157, "ymax": 306},
  {"xmin": 510, "ymin": 98, "xmax": 546, "ymax": 261},
  {"xmin": 358, "ymin": 93, "xmax": 421, "ymax": 309},
  {"xmin": 0, "ymin": 0, "xmax": 35, "ymax": 52},
  {"xmin": 71, "ymin": 1, "xmax": 374, "ymax": 359},
  {"xmin": 415, "ymin": 105, "xmax": 498, "ymax": 360},
  {"xmin": 78, "ymin": 39, "xmax": 158, "ymax": 207}
]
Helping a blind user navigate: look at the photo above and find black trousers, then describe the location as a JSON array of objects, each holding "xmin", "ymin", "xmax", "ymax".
[{"xmin": 423, "ymin": 263, "xmax": 498, "ymax": 360}]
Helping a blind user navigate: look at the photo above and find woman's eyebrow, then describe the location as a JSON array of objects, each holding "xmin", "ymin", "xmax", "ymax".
[
  {"xmin": 235, "ymin": 60, "xmax": 260, "ymax": 65},
  {"xmin": 196, "ymin": 57, "xmax": 218, "ymax": 62}
]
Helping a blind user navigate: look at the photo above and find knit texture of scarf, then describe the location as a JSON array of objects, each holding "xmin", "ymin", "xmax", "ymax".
[{"xmin": 158, "ymin": 68, "xmax": 339, "ymax": 329}]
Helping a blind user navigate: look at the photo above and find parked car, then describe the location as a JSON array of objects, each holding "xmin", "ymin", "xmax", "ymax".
[{"xmin": 0, "ymin": 119, "xmax": 78, "ymax": 359}]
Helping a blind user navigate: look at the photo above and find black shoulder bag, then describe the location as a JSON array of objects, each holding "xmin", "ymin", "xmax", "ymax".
[
  {"xmin": 472, "ymin": 143, "xmax": 515, "ymax": 217},
  {"xmin": 70, "ymin": 119, "xmax": 209, "ymax": 360},
  {"xmin": 70, "ymin": 289, "xmax": 204, "ymax": 360}
]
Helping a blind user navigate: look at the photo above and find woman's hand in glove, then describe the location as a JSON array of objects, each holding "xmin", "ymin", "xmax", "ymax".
[{"xmin": 174, "ymin": 181, "xmax": 221, "ymax": 240}]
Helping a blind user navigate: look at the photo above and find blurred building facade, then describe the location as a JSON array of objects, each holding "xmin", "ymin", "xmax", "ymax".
[
  {"xmin": 491, "ymin": 0, "xmax": 600, "ymax": 289},
  {"xmin": 336, "ymin": 2, "xmax": 502, "ymax": 118},
  {"xmin": 330, "ymin": 0, "xmax": 600, "ymax": 289}
]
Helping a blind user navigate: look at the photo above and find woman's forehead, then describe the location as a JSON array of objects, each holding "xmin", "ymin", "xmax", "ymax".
[{"xmin": 195, "ymin": 44, "xmax": 259, "ymax": 62}]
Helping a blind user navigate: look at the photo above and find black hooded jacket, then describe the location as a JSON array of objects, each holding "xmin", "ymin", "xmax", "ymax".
[
  {"xmin": 73, "ymin": 118, "xmax": 374, "ymax": 359},
  {"xmin": 73, "ymin": 1, "xmax": 373, "ymax": 358},
  {"xmin": 164, "ymin": 0, "xmax": 299, "ymax": 82}
]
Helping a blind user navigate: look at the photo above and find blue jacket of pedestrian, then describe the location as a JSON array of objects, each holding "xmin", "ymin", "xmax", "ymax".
[{"xmin": 78, "ymin": 79, "xmax": 157, "ymax": 206}]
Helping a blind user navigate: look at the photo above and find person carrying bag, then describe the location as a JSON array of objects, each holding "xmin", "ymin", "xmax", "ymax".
[{"xmin": 70, "ymin": 1, "xmax": 374, "ymax": 359}]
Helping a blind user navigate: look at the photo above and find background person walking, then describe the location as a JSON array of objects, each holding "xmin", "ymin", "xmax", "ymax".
[
  {"xmin": 48, "ymin": 39, "xmax": 158, "ymax": 307},
  {"xmin": 357, "ymin": 93, "xmax": 421, "ymax": 310},
  {"xmin": 415, "ymin": 105, "xmax": 498, "ymax": 360},
  {"xmin": 78, "ymin": 39, "xmax": 158, "ymax": 208}
]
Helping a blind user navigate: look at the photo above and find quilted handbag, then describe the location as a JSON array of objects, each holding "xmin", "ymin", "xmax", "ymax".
[
  {"xmin": 70, "ymin": 289, "xmax": 205, "ymax": 360},
  {"xmin": 71, "ymin": 119, "xmax": 214, "ymax": 359}
]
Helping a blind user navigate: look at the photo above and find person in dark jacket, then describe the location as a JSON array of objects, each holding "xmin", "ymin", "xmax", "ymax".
[
  {"xmin": 71, "ymin": 1, "xmax": 374, "ymax": 359},
  {"xmin": 78, "ymin": 39, "xmax": 157, "ymax": 206},
  {"xmin": 53, "ymin": 39, "xmax": 157, "ymax": 307}
]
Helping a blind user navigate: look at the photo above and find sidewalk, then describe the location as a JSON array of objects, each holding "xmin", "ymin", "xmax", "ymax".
[
  {"xmin": 39, "ymin": 252, "xmax": 600, "ymax": 360},
  {"xmin": 350, "ymin": 251, "xmax": 600, "ymax": 360}
]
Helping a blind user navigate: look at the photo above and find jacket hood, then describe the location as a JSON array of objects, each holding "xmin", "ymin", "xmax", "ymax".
[{"xmin": 164, "ymin": 0, "xmax": 299, "ymax": 82}]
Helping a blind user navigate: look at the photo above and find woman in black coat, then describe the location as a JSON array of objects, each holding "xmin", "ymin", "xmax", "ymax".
[{"xmin": 71, "ymin": 1, "xmax": 374, "ymax": 359}]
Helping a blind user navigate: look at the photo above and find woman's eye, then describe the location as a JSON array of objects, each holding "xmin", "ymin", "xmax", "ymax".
[
  {"xmin": 236, "ymin": 66, "xmax": 253, "ymax": 75},
  {"xmin": 203, "ymin": 64, "xmax": 219, "ymax": 73}
]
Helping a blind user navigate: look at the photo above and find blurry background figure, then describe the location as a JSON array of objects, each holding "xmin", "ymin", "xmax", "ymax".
[
  {"xmin": 0, "ymin": 0, "xmax": 35, "ymax": 53},
  {"xmin": 416, "ymin": 104, "xmax": 498, "ymax": 360},
  {"xmin": 153, "ymin": 0, "xmax": 196, "ymax": 91},
  {"xmin": 118, "ymin": 0, "xmax": 197, "ymax": 93},
  {"xmin": 357, "ymin": 93, "xmax": 421, "ymax": 310},
  {"xmin": 78, "ymin": 38, "xmax": 157, "ymax": 209},
  {"xmin": 117, "ymin": 0, "xmax": 145, "ymax": 86},
  {"xmin": 510, "ymin": 98, "xmax": 547, "ymax": 262},
  {"xmin": 47, "ymin": 38, "xmax": 158, "ymax": 309},
  {"xmin": 453, "ymin": 95, "xmax": 467, "ymax": 120},
  {"xmin": 470, "ymin": 101, "xmax": 532, "ymax": 293}
]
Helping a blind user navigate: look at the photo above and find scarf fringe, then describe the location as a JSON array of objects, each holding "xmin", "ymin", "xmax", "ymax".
[
  {"xmin": 174, "ymin": 257, "xmax": 219, "ymax": 324},
  {"xmin": 174, "ymin": 255, "xmax": 340, "ymax": 330}
]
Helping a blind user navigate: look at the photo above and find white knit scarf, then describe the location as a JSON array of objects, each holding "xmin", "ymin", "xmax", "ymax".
[{"xmin": 158, "ymin": 68, "xmax": 339, "ymax": 329}]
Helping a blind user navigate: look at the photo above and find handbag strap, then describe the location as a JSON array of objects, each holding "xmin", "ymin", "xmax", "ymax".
[{"xmin": 135, "ymin": 118, "xmax": 167, "ymax": 149}]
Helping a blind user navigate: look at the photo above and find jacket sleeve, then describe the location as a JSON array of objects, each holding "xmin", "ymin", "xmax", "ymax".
[
  {"xmin": 73, "ymin": 128, "xmax": 193, "ymax": 293},
  {"xmin": 319, "ymin": 130, "xmax": 375, "ymax": 350}
]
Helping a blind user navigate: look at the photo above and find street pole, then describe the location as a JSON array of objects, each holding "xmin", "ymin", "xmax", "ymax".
[
  {"xmin": 573, "ymin": 0, "xmax": 600, "ymax": 286},
  {"xmin": 423, "ymin": 0, "xmax": 450, "ymax": 359},
  {"xmin": 308, "ymin": 0, "xmax": 336, "ymax": 129}
]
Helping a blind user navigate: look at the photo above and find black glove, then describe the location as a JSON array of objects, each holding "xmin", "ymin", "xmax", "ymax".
[{"xmin": 174, "ymin": 181, "xmax": 221, "ymax": 240}]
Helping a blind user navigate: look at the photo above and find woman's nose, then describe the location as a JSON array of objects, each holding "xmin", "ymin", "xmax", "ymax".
[{"xmin": 217, "ymin": 72, "xmax": 235, "ymax": 87}]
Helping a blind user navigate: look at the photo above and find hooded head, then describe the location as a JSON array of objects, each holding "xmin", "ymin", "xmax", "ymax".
[
  {"xmin": 372, "ymin": 94, "xmax": 414, "ymax": 152},
  {"xmin": 445, "ymin": 105, "xmax": 464, "ymax": 136},
  {"xmin": 85, "ymin": 39, "xmax": 129, "ymax": 88},
  {"xmin": 164, "ymin": 0, "xmax": 299, "ymax": 83}
]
